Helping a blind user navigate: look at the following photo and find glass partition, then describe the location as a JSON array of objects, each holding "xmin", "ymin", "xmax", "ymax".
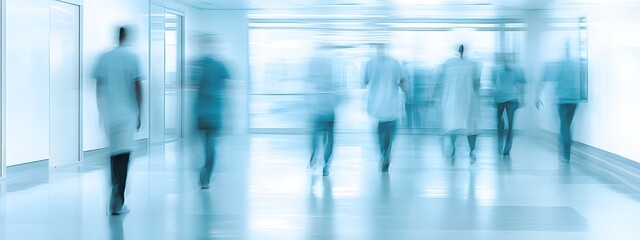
[
  {"xmin": 150, "ymin": 6, "xmax": 184, "ymax": 143},
  {"xmin": 164, "ymin": 13, "xmax": 183, "ymax": 141}
]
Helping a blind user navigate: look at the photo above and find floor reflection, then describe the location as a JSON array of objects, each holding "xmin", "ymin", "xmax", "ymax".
[
  {"xmin": 0, "ymin": 134, "xmax": 637, "ymax": 239},
  {"xmin": 307, "ymin": 174, "xmax": 335, "ymax": 240},
  {"xmin": 108, "ymin": 215, "xmax": 125, "ymax": 240}
]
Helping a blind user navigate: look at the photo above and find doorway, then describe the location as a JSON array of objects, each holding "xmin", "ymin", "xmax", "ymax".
[
  {"xmin": 150, "ymin": 5, "xmax": 184, "ymax": 145},
  {"xmin": 49, "ymin": 0, "xmax": 81, "ymax": 168}
]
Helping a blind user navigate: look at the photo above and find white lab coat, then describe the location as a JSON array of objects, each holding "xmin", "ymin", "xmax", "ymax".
[{"xmin": 439, "ymin": 57, "xmax": 481, "ymax": 134}]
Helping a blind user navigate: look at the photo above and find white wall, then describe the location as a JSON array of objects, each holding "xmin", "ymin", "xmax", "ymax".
[
  {"xmin": 195, "ymin": 10, "xmax": 249, "ymax": 134},
  {"xmin": 574, "ymin": 3, "xmax": 640, "ymax": 162},
  {"xmin": 6, "ymin": 0, "xmax": 50, "ymax": 166},
  {"xmin": 6, "ymin": 0, "xmax": 151, "ymax": 165},
  {"xmin": 533, "ymin": 3, "xmax": 640, "ymax": 162}
]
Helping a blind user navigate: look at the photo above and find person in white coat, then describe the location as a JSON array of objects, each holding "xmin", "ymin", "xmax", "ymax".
[{"xmin": 439, "ymin": 45, "xmax": 482, "ymax": 161}]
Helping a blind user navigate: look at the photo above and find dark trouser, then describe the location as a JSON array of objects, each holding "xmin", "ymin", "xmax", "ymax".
[
  {"xmin": 310, "ymin": 114, "xmax": 335, "ymax": 167},
  {"xmin": 558, "ymin": 103, "xmax": 578, "ymax": 161},
  {"xmin": 200, "ymin": 128, "xmax": 217, "ymax": 186},
  {"xmin": 110, "ymin": 152, "xmax": 131, "ymax": 211},
  {"xmin": 378, "ymin": 121, "xmax": 397, "ymax": 167},
  {"xmin": 497, "ymin": 100, "xmax": 519, "ymax": 155}
]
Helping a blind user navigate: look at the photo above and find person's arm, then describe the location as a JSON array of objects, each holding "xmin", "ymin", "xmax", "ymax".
[
  {"xmin": 93, "ymin": 57, "xmax": 105, "ymax": 125},
  {"xmin": 364, "ymin": 61, "xmax": 371, "ymax": 87},
  {"xmin": 399, "ymin": 78, "xmax": 409, "ymax": 95},
  {"xmin": 133, "ymin": 57, "xmax": 143, "ymax": 131},
  {"xmin": 135, "ymin": 79, "xmax": 142, "ymax": 130},
  {"xmin": 96, "ymin": 77, "xmax": 104, "ymax": 123},
  {"xmin": 536, "ymin": 63, "xmax": 553, "ymax": 109},
  {"xmin": 535, "ymin": 82, "xmax": 546, "ymax": 109},
  {"xmin": 398, "ymin": 64, "xmax": 410, "ymax": 95},
  {"xmin": 517, "ymin": 68, "xmax": 526, "ymax": 107}
]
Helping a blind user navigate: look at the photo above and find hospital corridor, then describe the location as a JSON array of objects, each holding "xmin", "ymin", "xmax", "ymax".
[{"xmin": 0, "ymin": 0, "xmax": 640, "ymax": 239}]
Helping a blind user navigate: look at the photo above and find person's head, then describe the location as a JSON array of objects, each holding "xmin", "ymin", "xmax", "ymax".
[
  {"xmin": 117, "ymin": 26, "xmax": 136, "ymax": 46},
  {"xmin": 501, "ymin": 53, "xmax": 518, "ymax": 69},
  {"xmin": 375, "ymin": 43, "xmax": 387, "ymax": 57},
  {"xmin": 199, "ymin": 33, "xmax": 219, "ymax": 56},
  {"xmin": 119, "ymin": 27, "xmax": 127, "ymax": 45},
  {"xmin": 458, "ymin": 45, "xmax": 465, "ymax": 58},
  {"xmin": 496, "ymin": 53, "xmax": 506, "ymax": 65}
]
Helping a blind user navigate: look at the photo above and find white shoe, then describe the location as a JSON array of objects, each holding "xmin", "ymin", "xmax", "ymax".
[{"xmin": 111, "ymin": 205, "xmax": 130, "ymax": 215}]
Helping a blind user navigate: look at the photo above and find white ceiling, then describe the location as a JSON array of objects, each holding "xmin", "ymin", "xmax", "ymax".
[{"xmin": 175, "ymin": 0, "xmax": 556, "ymax": 10}]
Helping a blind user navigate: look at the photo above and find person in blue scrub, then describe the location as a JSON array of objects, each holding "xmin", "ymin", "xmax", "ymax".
[
  {"xmin": 536, "ymin": 41, "xmax": 581, "ymax": 163},
  {"xmin": 493, "ymin": 53, "xmax": 526, "ymax": 156},
  {"xmin": 192, "ymin": 34, "xmax": 231, "ymax": 189},
  {"xmin": 308, "ymin": 43, "xmax": 342, "ymax": 176}
]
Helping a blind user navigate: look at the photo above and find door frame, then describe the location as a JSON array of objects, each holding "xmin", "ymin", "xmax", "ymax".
[
  {"xmin": 149, "ymin": 4, "xmax": 185, "ymax": 145},
  {"xmin": 164, "ymin": 8, "xmax": 185, "ymax": 142},
  {"xmin": 49, "ymin": 0, "xmax": 83, "ymax": 168},
  {"xmin": 1, "ymin": 0, "xmax": 5, "ymax": 180}
]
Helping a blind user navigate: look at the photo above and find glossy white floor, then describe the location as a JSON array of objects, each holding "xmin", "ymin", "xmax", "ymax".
[{"xmin": 1, "ymin": 133, "xmax": 640, "ymax": 240}]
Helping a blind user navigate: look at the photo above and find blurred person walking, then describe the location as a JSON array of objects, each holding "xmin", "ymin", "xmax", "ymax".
[
  {"xmin": 93, "ymin": 26, "xmax": 143, "ymax": 215},
  {"xmin": 439, "ymin": 45, "xmax": 482, "ymax": 162},
  {"xmin": 493, "ymin": 53, "xmax": 526, "ymax": 156},
  {"xmin": 308, "ymin": 44, "xmax": 342, "ymax": 176},
  {"xmin": 536, "ymin": 41, "xmax": 580, "ymax": 163},
  {"xmin": 364, "ymin": 43, "xmax": 409, "ymax": 173},
  {"xmin": 192, "ymin": 34, "xmax": 231, "ymax": 189}
]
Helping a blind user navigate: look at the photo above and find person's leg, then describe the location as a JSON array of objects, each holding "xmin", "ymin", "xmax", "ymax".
[
  {"xmin": 377, "ymin": 122, "xmax": 385, "ymax": 157},
  {"xmin": 450, "ymin": 134, "xmax": 458, "ymax": 158},
  {"xmin": 387, "ymin": 120, "xmax": 397, "ymax": 161},
  {"xmin": 200, "ymin": 129, "xmax": 216, "ymax": 188},
  {"xmin": 558, "ymin": 105, "xmax": 566, "ymax": 160},
  {"xmin": 467, "ymin": 134, "xmax": 477, "ymax": 154},
  {"xmin": 310, "ymin": 117, "xmax": 321, "ymax": 168},
  {"xmin": 381, "ymin": 121, "xmax": 397, "ymax": 172},
  {"xmin": 323, "ymin": 115, "xmax": 335, "ymax": 176},
  {"xmin": 503, "ymin": 101, "xmax": 519, "ymax": 155},
  {"xmin": 109, "ymin": 155, "xmax": 119, "ymax": 211},
  {"xmin": 496, "ymin": 102, "xmax": 507, "ymax": 154},
  {"xmin": 560, "ymin": 104, "xmax": 577, "ymax": 161},
  {"xmin": 110, "ymin": 152, "xmax": 130, "ymax": 213}
]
